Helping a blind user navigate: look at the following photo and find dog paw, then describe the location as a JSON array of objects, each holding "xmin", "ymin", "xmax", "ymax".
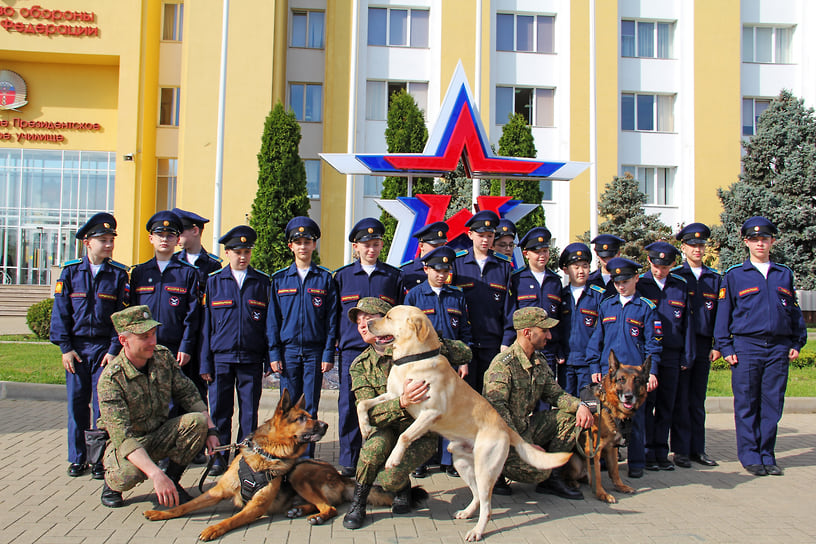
[
  {"xmin": 454, "ymin": 509, "xmax": 472, "ymax": 520},
  {"xmin": 287, "ymin": 506, "xmax": 304, "ymax": 518},
  {"xmin": 615, "ymin": 484, "xmax": 636, "ymax": 494},
  {"xmin": 359, "ymin": 424, "xmax": 374, "ymax": 440},
  {"xmin": 199, "ymin": 526, "xmax": 225, "ymax": 541},
  {"xmin": 597, "ymin": 492, "xmax": 617, "ymax": 504},
  {"xmin": 307, "ymin": 515, "xmax": 323, "ymax": 525},
  {"xmin": 143, "ymin": 510, "xmax": 167, "ymax": 521},
  {"xmin": 464, "ymin": 528, "xmax": 483, "ymax": 541}
]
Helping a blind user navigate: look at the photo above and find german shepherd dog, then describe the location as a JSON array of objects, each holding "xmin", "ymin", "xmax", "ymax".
[
  {"xmin": 144, "ymin": 389, "xmax": 423, "ymax": 541},
  {"xmin": 563, "ymin": 350, "xmax": 651, "ymax": 503},
  {"xmin": 358, "ymin": 305, "xmax": 572, "ymax": 542}
]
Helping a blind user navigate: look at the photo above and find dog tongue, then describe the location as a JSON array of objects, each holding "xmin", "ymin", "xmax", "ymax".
[{"xmin": 623, "ymin": 402, "xmax": 634, "ymax": 409}]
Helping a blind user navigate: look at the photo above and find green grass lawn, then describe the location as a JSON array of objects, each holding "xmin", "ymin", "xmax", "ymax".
[
  {"xmin": 0, "ymin": 341, "xmax": 64, "ymax": 384},
  {"xmin": 707, "ymin": 366, "xmax": 816, "ymax": 397},
  {"xmin": 0, "ymin": 334, "xmax": 48, "ymax": 342}
]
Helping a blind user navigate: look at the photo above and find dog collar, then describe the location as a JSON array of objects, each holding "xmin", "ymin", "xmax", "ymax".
[{"xmin": 391, "ymin": 347, "xmax": 441, "ymax": 366}]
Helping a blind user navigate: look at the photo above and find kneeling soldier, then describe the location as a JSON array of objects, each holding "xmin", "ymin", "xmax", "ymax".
[{"xmin": 97, "ymin": 306, "xmax": 220, "ymax": 508}]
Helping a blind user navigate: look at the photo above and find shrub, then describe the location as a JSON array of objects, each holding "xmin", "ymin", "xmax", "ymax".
[{"xmin": 26, "ymin": 298, "xmax": 53, "ymax": 340}]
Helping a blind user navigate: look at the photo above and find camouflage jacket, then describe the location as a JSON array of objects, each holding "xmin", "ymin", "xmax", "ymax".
[
  {"xmin": 350, "ymin": 338, "xmax": 472, "ymax": 429},
  {"xmin": 97, "ymin": 345, "xmax": 208, "ymax": 458},
  {"xmin": 483, "ymin": 342, "xmax": 580, "ymax": 439}
]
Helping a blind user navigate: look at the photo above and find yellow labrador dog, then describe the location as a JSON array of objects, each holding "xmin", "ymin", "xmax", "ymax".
[{"xmin": 357, "ymin": 305, "xmax": 571, "ymax": 541}]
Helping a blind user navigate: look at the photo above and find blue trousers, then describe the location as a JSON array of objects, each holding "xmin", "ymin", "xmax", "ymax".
[
  {"xmin": 627, "ymin": 403, "xmax": 646, "ymax": 469},
  {"xmin": 467, "ymin": 345, "xmax": 500, "ymax": 395},
  {"xmin": 208, "ymin": 362, "xmax": 263, "ymax": 449},
  {"xmin": 280, "ymin": 347, "xmax": 324, "ymax": 457},
  {"xmin": 645, "ymin": 362, "xmax": 680, "ymax": 462},
  {"xmin": 731, "ymin": 338, "xmax": 790, "ymax": 467},
  {"xmin": 671, "ymin": 336, "xmax": 713, "ymax": 456},
  {"xmin": 66, "ymin": 339, "xmax": 108, "ymax": 464},
  {"xmin": 563, "ymin": 365, "xmax": 592, "ymax": 397},
  {"xmin": 338, "ymin": 348, "xmax": 364, "ymax": 468}
]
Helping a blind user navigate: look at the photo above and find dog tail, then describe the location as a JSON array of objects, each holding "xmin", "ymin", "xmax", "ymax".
[
  {"xmin": 367, "ymin": 485, "xmax": 429, "ymax": 507},
  {"xmin": 509, "ymin": 430, "xmax": 572, "ymax": 470}
]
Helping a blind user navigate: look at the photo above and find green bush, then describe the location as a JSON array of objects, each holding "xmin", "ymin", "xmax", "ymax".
[{"xmin": 26, "ymin": 298, "xmax": 53, "ymax": 340}]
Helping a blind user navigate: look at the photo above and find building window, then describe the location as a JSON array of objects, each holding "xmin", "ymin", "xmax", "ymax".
[
  {"xmin": 539, "ymin": 180, "xmax": 553, "ymax": 201},
  {"xmin": 363, "ymin": 175, "xmax": 384, "ymax": 196},
  {"xmin": 291, "ymin": 10, "xmax": 324, "ymax": 49},
  {"xmin": 365, "ymin": 81, "xmax": 429, "ymax": 120},
  {"xmin": 162, "ymin": 2, "xmax": 184, "ymax": 41},
  {"xmin": 743, "ymin": 25, "xmax": 793, "ymax": 63},
  {"xmin": 368, "ymin": 7, "xmax": 429, "ymax": 48},
  {"xmin": 621, "ymin": 19, "xmax": 673, "ymax": 58},
  {"xmin": 495, "ymin": 86, "xmax": 554, "ymax": 127},
  {"xmin": 622, "ymin": 165, "xmax": 675, "ymax": 206},
  {"xmin": 496, "ymin": 13, "xmax": 554, "ymax": 53},
  {"xmin": 156, "ymin": 159, "xmax": 178, "ymax": 210},
  {"xmin": 304, "ymin": 159, "xmax": 321, "ymax": 198},
  {"xmin": 742, "ymin": 97, "xmax": 771, "ymax": 136},
  {"xmin": 289, "ymin": 83, "xmax": 322, "ymax": 122},
  {"xmin": 159, "ymin": 87, "xmax": 181, "ymax": 126},
  {"xmin": 621, "ymin": 93, "xmax": 674, "ymax": 132}
]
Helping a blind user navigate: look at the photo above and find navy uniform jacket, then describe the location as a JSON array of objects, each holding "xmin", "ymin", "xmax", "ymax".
[
  {"xmin": 400, "ymin": 258, "xmax": 426, "ymax": 293},
  {"xmin": 452, "ymin": 249, "xmax": 512, "ymax": 349},
  {"xmin": 176, "ymin": 248, "xmax": 223, "ymax": 292},
  {"xmin": 637, "ymin": 272, "xmax": 695, "ymax": 367},
  {"xmin": 672, "ymin": 262, "xmax": 721, "ymax": 342},
  {"xmin": 714, "ymin": 260, "xmax": 807, "ymax": 358},
  {"xmin": 50, "ymin": 256, "xmax": 129, "ymax": 355},
  {"xmin": 558, "ymin": 283, "xmax": 606, "ymax": 366},
  {"xmin": 200, "ymin": 266, "xmax": 270, "ymax": 374},
  {"xmin": 129, "ymin": 256, "xmax": 200, "ymax": 355},
  {"xmin": 334, "ymin": 261, "xmax": 404, "ymax": 352},
  {"xmin": 404, "ymin": 281, "xmax": 472, "ymax": 347},
  {"xmin": 588, "ymin": 270, "xmax": 617, "ymax": 298},
  {"xmin": 585, "ymin": 294, "xmax": 662, "ymax": 376},
  {"xmin": 503, "ymin": 266, "xmax": 563, "ymax": 347},
  {"xmin": 267, "ymin": 262, "xmax": 339, "ymax": 363}
]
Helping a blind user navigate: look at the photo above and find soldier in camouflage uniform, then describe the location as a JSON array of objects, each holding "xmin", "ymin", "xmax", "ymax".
[
  {"xmin": 484, "ymin": 307, "xmax": 593, "ymax": 499},
  {"xmin": 96, "ymin": 306, "xmax": 220, "ymax": 508},
  {"xmin": 343, "ymin": 298, "xmax": 472, "ymax": 530}
]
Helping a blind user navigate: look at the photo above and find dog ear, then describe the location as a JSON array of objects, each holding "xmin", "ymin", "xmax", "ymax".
[
  {"xmin": 294, "ymin": 394, "xmax": 306, "ymax": 411},
  {"xmin": 278, "ymin": 388, "xmax": 292, "ymax": 414},
  {"xmin": 411, "ymin": 312, "xmax": 432, "ymax": 343},
  {"xmin": 608, "ymin": 349, "xmax": 620, "ymax": 374},
  {"xmin": 642, "ymin": 355, "xmax": 652, "ymax": 377}
]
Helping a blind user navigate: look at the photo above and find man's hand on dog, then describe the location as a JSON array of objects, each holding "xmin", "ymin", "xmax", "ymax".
[
  {"xmin": 575, "ymin": 403, "xmax": 593, "ymax": 429},
  {"xmin": 399, "ymin": 378, "xmax": 429, "ymax": 408}
]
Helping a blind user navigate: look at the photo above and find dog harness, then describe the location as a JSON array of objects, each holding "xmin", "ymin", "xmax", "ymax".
[
  {"xmin": 391, "ymin": 347, "xmax": 441, "ymax": 366},
  {"xmin": 576, "ymin": 384, "xmax": 633, "ymax": 457},
  {"xmin": 237, "ymin": 456, "xmax": 291, "ymax": 504}
]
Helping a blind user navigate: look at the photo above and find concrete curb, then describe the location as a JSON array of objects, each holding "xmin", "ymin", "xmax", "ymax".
[{"xmin": 2, "ymin": 381, "xmax": 816, "ymax": 413}]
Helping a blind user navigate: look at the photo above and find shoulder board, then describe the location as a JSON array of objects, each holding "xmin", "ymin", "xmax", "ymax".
[
  {"xmin": 671, "ymin": 264, "xmax": 684, "ymax": 272},
  {"xmin": 333, "ymin": 262, "xmax": 355, "ymax": 274},
  {"xmin": 400, "ymin": 259, "xmax": 416, "ymax": 267},
  {"xmin": 271, "ymin": 266, "xmax": 289, "ymax": 277},
  {"xmin": 178, "ymin": 259, "xmax": 198, "ymax": 270},
  {"xmin": 61, "ymin": 258, "xmax": 82, "ymax": 268},
  {"xmin": 108, "ymin": 259, "xmax": 130, "ymax": 272},
  {"xmin": 641, "ymin": 297, "xmax": 657, "ymax": 310},
  {"xmin": 448, "ymin": 285, "xmax": 463, "ymax": 292},
  {"xmin": 377, "ymin": 261, "xmax": 401, "ymax": 274},
  {"xmin": 776, "ymin": 262, "xmax": 793, "ymax": 272},
  {"xmin": 253, "ymin": 269, "xmax": 270, "ymax": 278},
  {"xmin": 317, "ymin": 265, "xmax": 331, "ymax": 273},
  {"xmin": 493, "ymin": 252, "xmax": 511, "ymax": 263},
  {"xmin": 589, "ymin": 284, "xmax": 606, "ymax": 294},
  {"xmin": 705, "ymin": 265, "xmax": 722, "ymax": 275},
  {"xmin": 638, "ymin": 272, "xmax": 647, "ymax": 278},
  {"xmin": 669, "ymin": 273, "xmax": 686, "ymax": 283},
  {"xmin": 208, "ymin": 252, "xmax": 223, "ymax": 263},
  {"xmin": 456, "ymin": 249, "xmax": 469, "ymax": 257},
  {"xmin": 725, "ymin": 264, "xmax": 741, "ymax": 274},
  {"xmin": 512, "ymin": 266, "xmax": 529, "ymax": 276},
  {"xmin": 208, "ymin": 269, "xmax": 222, "ymax": 276}
]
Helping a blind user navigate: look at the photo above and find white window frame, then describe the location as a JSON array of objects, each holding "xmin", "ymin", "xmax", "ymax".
[
  {"xmin": 742, "ymin": 97, "xmax": 772, "ymax": 136},
  {"xmin": 620, "ymin": 19, "xmax": 674, "ymax": 59},
  {"xmin": 365, "ymin": 80, "xmax": 429, "ymax": 121},
  {"xmin": 620, "ymin": 92, "xmax": 674, "ymax": 133},
  {"xmin": 742, "ymin": 25, "xmax": 793, "ymax": 64},
  {"xmin": 367, "ymin": 7, "xmax": 429, "ymax": 48},
  {"xmin": 158, "ymin": 87, "xmax": 181, "ymax": 126},
  {"xmin": 288, "ymin": 83, "xmax": 323, "ymax": 123},
  {"xmin": 621, "ymin": 165, "xmax": 675, "ymax": 206},
  {"xmin": 496, "ymin": 13, "xmax": 555, "ymax": 54},
  {"xmin": 495, "ymin": 86, "xmax": 555, "ymax": 127},
  {"xmin": 291, "ymin": 10, "xmax": 324, "ymax": 49}
]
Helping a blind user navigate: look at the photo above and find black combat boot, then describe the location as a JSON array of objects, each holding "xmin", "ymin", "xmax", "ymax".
[
  {"xmin": 100, "ymin": 482, "xmax": 124, "ymax": 508},
  {"xmin": 535, "ymin": 467, "xmax": 583, "ymax": 500},
  {"xmin": 165, "ymin": 460, "xmax": 193, "ymax": 504},
  {"xmin": 391, "ymin": 484, "xmax": 412, "ymax": 514},
  {"xmin": 343, "ymin": 482, "xmax": 372, "ymax": 529}
]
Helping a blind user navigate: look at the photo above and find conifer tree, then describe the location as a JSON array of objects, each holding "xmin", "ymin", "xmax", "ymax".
[
  {"xmin": 711, "ymin": 90, "xmax": 816, "ymax": 288},
  {"xmin": 249, "ymin": 102, "xmax": 313, "ymax": 273}
]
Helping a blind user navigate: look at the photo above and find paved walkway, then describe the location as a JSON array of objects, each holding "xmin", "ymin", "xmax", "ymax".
[{"xmin": 1, "ymin": 390, "xmax": 815, "ymax": 544}]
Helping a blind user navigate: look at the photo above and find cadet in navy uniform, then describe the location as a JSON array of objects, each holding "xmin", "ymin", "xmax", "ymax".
[
  {"xmin": 503, "ymin": 227, "xmax": 563, "ymax": 377},
  {"xmin": 637, "ymin": 241, "xmax": 695, "ymax": 472},
  {"xmin": 671, "ymin": 223, "xmax": 721, "ymax": 467},
  {"xmin": 334, "ymin": 218, "xmax": 405, "ymax": 476},
  {"xmin": 585, "ymin": 257, "xmax": 661, "ymax": 478},
  {"xmin": 588, "ymin": 234, "xmax": 625, "ymax": 297},
  {"xmin": 200, "ymin": 226, "xmax": 271, "ymax": 476},
  {"xmin": 50, "ymin": 212, "xmax": 129, "ymax": 478},
  {"xmin": 268, "ymin": 217, "xmax": 338, "ymax": 456},
  {"xmin": 401, "ymin": 221, "xmax": 448, "ymax": 291},
  {"xmin": 558, "ymin": 243, "xmax": 605, "ymax": 396},
  {"xmin": 492, "ymin": 219, "xmax": 517, "ymax": 259},
  {"xmin": 129, "ymin": 211, "xmax": 200, "ymax": 375},
  {"xmin": 404, "ymin": 245, "xmax": 472, "ymax": 476},
  {"xmin": 714, "ymin": 217, "xmax": 807, "ymax": 477},
  {"xmin": 452, "ymin": 210, "xmax": 512, "ymax": 394},
  {"xmin": 173, "ymin": 208, "xmax": 223, "ymax": 279}
]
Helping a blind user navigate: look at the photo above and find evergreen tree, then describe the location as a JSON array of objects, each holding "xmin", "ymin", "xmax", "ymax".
[
  {"xmin": 489, "ymin": 113, "xmax": 545, "ymax": 237},
  {"xmin": 434, "ymin": 159, "xmax": 489, "ymax": 218},
  {"xmin": 711, "ymin": 90, "xmax": 816, "ymax": 288},
  {"xmin": 249, "ymin": 102, "xmax": 313, "ymax": 274},
  {"xmin": 581, "ymin": 173, "xmax": 673, "ymax": 264},
  {"xmin": 379, "ymin": 90, "xmax": 434, "ymax": 256}
]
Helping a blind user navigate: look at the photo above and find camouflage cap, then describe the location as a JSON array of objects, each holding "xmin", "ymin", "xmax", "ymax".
[
  {"xmin": 347, "ymin": 297, "xmax": 393, "ymax": 323},
  {"xmin": 111, "ymin": 305, "xmax": 162, "ymax": 334},
  {"xmin": 513, "ymin": 306, "xmax": 559, "ymax": 331}
]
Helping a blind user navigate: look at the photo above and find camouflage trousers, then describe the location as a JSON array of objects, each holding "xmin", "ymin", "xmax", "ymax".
[
  {"xmin": 503, "ymin": 408, "xmax": 579, "ymax": 484},
  {"xmin": 356, "ymin": 419, "xmax": 438, "ymax": 492},
  {"xmin": 103, "ymin": 412, "xmax": 207, "ymax": 492}
]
